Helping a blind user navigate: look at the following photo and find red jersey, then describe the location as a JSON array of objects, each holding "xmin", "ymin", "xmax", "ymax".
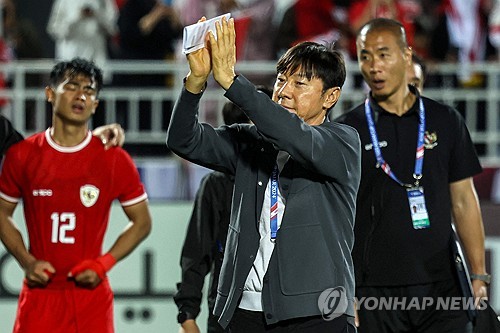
[{"xmin": 0, "ymin": 129, "xmax": 147, "ymax": 287}]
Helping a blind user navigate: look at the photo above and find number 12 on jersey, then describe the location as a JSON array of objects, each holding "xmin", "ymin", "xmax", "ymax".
[{"xmin": 51, "ymin": 212, "xmax": 76, "ymax": 244}]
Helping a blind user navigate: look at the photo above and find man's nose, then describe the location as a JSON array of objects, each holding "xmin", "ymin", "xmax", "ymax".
[
  {"xmin": 369, "ymin": 58, "xmax": 381, "ymax": 73},
  {"xmin": 278, "ymin": 82, "xmax": 292, "ymax": 99},
  {"xmin": 75, "ymin": 89, "xmax": 87, "ymax": 101}
]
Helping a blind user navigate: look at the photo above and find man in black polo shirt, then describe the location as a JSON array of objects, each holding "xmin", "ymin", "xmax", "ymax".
[{"xmin": 336, "ymin": 18, "xmax": 488, "ymax": 332}]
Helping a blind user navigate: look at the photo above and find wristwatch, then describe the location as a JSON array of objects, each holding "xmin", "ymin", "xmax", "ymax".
[
  {"xmin": 470, "ymin": 273, "xmax": 491, "ymax": 285},
  {"xmin": 177, "ymin": 311, "xmax": 195, "ymax": 324}
]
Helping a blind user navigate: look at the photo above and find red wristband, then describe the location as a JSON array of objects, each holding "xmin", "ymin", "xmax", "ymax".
[
  {"xmin": 69, "ymin": 259, "xmax": 104, "ymax": 279},
  {"xmin": 96, "ymin": 253, "xmax": 117, "ymax": 273}
]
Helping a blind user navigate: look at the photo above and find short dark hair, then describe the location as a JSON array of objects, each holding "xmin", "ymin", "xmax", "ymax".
[
  {"xmin": 276, "ymin": 41, "xmax": 346, "ymax": 91},
  {"xmin": 49, "ymin": 58, "xmax": 103, "ymax": 95},
  {"xmin": 357, "ymin": 18, "xmax": 408, "ymax": 50},
  {"xmin": 222, "ymin": 85, "xmax": 272, "ymax": 125}
]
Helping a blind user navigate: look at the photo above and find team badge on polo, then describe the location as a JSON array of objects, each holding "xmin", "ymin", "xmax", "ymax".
[
  {"xmin": 424, "ymin": 131, "xmax": 438, "ymax": 149},
  {"xmin": 80, "ymin": 184, "xmax": 99, "ymax": 207}
]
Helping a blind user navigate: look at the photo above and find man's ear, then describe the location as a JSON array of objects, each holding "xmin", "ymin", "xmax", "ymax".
[
  {"xmin": 92, "ymin": 99, "xmax": 99, "ymax": 115},
  {"xmin": 323, "ymin": 87, "xmax": 341, "ymax": 110},
  {"xmin": 45, "ymin": 86, "xmax": 54, "ymax": 103},
  {"xmin": 404, "ymin": 47, "xmax": 413, "ymax": 68}
]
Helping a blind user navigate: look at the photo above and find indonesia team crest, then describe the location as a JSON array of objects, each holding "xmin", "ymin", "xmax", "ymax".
[
  {"xmin": 424, "ymin": 131, "xmax": 438, "ymax": 149},
  {"xmin": 80, "ymin": 185, "xmax": 100, "ymax": 207}
]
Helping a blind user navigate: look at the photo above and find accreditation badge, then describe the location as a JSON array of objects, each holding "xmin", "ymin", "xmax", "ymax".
[{"xmin": 407, "ymin": 186, "xmax": 430, "ymax": 229}]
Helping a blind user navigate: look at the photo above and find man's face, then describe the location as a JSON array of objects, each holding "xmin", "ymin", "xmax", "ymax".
[
  {"xmin": 407, "ymin": 62, "xmax": 424, "ymax": 93},
  {"xmin": 272, "ymin": 67, "xmax": 339, "ymax": 126},
  {"xmin": 356, "ymin": 30, "xmax": 412, "ymax": 101},
  {"xmin": 45, "ymin": 72, "xmax": 99, "ymax": 125}
]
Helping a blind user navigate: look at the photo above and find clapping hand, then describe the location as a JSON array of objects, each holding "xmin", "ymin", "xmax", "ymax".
[
  {"xmin": 185, "ymin": 17, "xmax": 213, "ymax": 94},
  {"xmin": 209, "ymin": 16, "xmax": 236, "ymax": 90}
]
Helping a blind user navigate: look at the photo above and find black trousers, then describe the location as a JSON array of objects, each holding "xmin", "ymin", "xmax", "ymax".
[
  {"xmin": 228, "ymin": 308, "xmax": 356, "ymax": 333},
  {"xmin": 356, "ymin": 279, "xmax": 473, "ymax": 333}
]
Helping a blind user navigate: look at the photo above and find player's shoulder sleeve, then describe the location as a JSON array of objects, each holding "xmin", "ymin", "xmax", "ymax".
[
  {"xmin": 112, "ymin": 147, "xmax": 148, "ymax": 207},
  {"xmin": 0, "ymin": 115, "xmax": 23, "ymax": 156},
  {"xmin": 424, "ymin": 97, "xmax": 482, "ymax": 182},
  {"xmin": 0, "ymin": 139, "xmax": 30, "ymax": 203},
  {"xmin": 444, "ymin": 104, "xmax": 482, "ymax": 181}
]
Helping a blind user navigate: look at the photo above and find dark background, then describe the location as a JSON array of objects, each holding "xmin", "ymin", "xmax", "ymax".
[{"xmin": 15, "ymin": 0, "xmax": 55, "ymax": 58}]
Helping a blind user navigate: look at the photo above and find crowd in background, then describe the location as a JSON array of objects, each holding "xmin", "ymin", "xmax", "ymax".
[
  {"xmin": 1, "ymin": 0, "xmax": 500, "ymax": 151},
  {"xmin": 2, "ymin": 0, "xmax": 500, "ymax": 86}
]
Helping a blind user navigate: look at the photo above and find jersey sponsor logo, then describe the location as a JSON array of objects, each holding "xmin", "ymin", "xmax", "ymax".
[
  {"xmin": 424, "ymin": 131, "xmax": 438, "ymax": 149},
  {"xmin": 80, "ymin": 184, "xmax": 99, "ymax": 207},
  {"xmin": 364, "ymin": 141, "xmax": 388, "ymax": 151},
  {"xmin": 32, "ymin": 189, "xmax": 53, "ymax": 197}
]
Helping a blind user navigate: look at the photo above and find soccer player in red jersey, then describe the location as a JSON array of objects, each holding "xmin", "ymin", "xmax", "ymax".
[{"xmin": 0, "ymin": 58, "xmax": 152, "ymax": 333}]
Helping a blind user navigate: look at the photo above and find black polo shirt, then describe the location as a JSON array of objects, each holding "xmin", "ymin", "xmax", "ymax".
[{"xmin": 336, "ymin": 88, "xmax": 482, "ymax": 287}]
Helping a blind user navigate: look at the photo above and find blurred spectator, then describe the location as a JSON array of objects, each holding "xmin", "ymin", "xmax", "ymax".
[
  {"xmin": 490, "ymin": 0, "xmax": 500, "ymax": 60},
  {"xmin": 174, "ymin": 0, "xmax": 276, "ymax": 62},
  {"xmin": 173, "ymin": 0, "xmax": 238, "ymax": 28},
  {"xmin": 274, "ymin": 0, "xmax": 353, "ymax": 89},
  {"xmin": 0, "ymin": 0, "xmax": 17, "ymax": 118},
  {"xmin": 233, "ymin": 0, "xmax": 276, "ymax": 62},
  {"xmin": 113, "ymin": 0, "xmax": 182, "ymax": 135},
  {"xmin": 173, "ymin": 0, "xmax": 277, "ymax": 124},
  {"xmin": 171, "ymin": 0, "xmax": 239, "ymax": 127},
  {"xmin": 231, "ymin": 0, "xmax": 279, "ymax": 87},
  {"xmin": 275, "ymin": 0, "xmax": 351, "ymax": 57},
  {"xmin": 1, "ymin": 0, "xmax": 43, "ymax": 61},
  {"xmin": 348, "ymin": 0, "xmax": 422, "ymax": 58},
  {"xmin": 47, "ymin": 0, "xmax": 118, "ymax": 82},
  {"xmin": 115, "ymin": 0, "xmax": 181, "ymax": 86},
  {"xmin": 114, "ymin": 0, "xmax": 128, "ymax": 10},
  {"xmin": 11, "ymin": 18, "xmax": 43, "ymax": 61},
  {"xmin": 271, "ymin": 0, "xmax": 296, "ymax": 29},
  {"xmin": 429, "ymin": 0, "xmax": 492, "ymax": 87},
  {"xmin": 0, "ymin": 0, "xmax": 43, "ymax": 127}
]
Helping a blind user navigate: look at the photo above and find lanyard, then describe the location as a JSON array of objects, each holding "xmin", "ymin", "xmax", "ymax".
[
  {"xmin": 364, "ymin": 97, "xmax": 426, "ymax": 187},
  {"xmin": 270, "ymin": 164, "xmax": 279, "ymax": 240}
]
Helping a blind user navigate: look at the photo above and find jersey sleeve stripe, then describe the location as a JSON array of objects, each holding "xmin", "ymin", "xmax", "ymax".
[
  {"xmin": 121, "ymin": 193, "xmax": 148, "ymax": 207},
  {"xmin": 0, "ymin": 191, "xmax": 20, "ymax": 203}
]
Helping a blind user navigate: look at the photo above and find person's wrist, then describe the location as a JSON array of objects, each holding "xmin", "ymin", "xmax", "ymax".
[
  {"xmin": 177, "ymin": 311, "xmax": 195, "ymax": 324},
  {"xmin": 96, "ymin": 253, "xmax": 117, "ymax": 273},
  {"xmin": 21, "ymin": 254, "xmax": 37, "ymax": 270},
  {"xmin": 220, "ymin": 76, "xmax": 235, "ymax": 90},
  {"xmin": 470, "ymin": 273, "xmax": 491, "ymax": 286},
  {"xmin": 216, "ymin": 72, "xmax": 236, "ymax": 90},
  {"xmin": 180, "ymin": 319, "xmax": 197, "ymax": 328},
  {"xmin": 185, "ymin": 74, "xmax": 208, "ymax": 94}
]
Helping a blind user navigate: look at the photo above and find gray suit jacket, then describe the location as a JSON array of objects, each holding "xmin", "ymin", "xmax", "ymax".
[{"xmin": 167, "ymin": 75, "xmax": 361, "ymax": 328}]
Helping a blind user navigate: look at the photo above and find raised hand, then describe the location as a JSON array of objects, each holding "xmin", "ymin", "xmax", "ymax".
[
  {"xmin": 209, "ymin": 16, "xmax": 236, "ymax": 90},
  {"xmin": 185, "ymin": 17, "xmax": 213, "ymax": 94}
]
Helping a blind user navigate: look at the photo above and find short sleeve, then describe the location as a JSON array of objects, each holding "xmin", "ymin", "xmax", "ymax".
[
  {"xmin": 448, "ymin": 108, "xmax": 482, "ymax": 182},
  {"xmin": 113, "ymin": 148, "xmax": 148, "ymax": 206},
  {"xmin": 0, "ymin": 144, "xmax": 24, "ymax": 203},
  {"xmin": 0, "ymin": 115, "xmax": 23, "ymax": 156}
]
